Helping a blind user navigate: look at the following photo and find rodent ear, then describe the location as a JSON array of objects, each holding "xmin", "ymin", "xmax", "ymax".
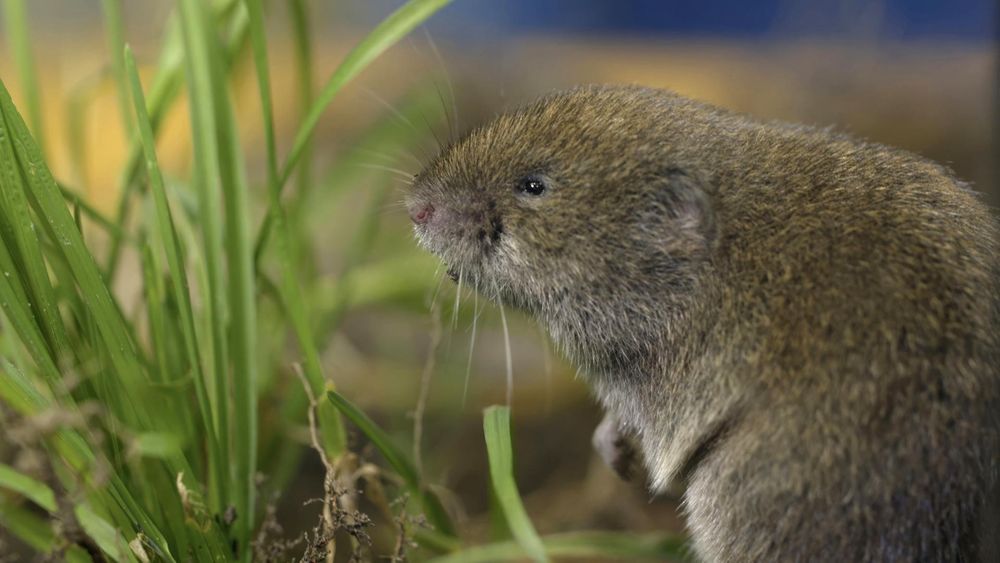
[{"xmin": 655, "ymin": 167, "xmax": 717, "ymax": 249}]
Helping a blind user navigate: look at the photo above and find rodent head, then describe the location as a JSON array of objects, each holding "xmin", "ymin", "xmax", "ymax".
[{"xmin": 408, "ymin": 85, "xmax": 716, "ymax": 364}]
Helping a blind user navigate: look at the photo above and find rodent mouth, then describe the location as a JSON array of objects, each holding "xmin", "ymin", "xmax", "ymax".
[
  {"xmin": 435, "ymin": 251, "xmax": 534, "ymax": 313},
  {"xmin": 412, "ymin": 216, "xmax": 500, "ymax": 288},
  {"xmin": 409, "ymin": 202, "xmax": 509, "ymax": 295}
]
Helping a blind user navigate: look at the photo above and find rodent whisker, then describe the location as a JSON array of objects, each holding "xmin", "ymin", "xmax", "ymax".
[
  {"xmin": 451, "ymin": 267, "xmax": 463, "ymax": 331},
  {"xmin": 380, "ymin": 201, "xmax": 411, "ymax": 218},
  {"xmin": 426, "ymin": 265, "xmax": 447, "ymax": 320},
  {"xmin": 422, "ymin": 27, "xmax": 460, "ymax": 143},
  {"xmin": 415, "ymin": 105, "xmax": 446, "ymax": 154},
  {"xmin": 495, "ymin": 281, "xmax": 514, "ymax": 408},
  {"xmin": 355, "ymin": 161, "xmax": 415, "ymax": 183},
  {"xmin": 356, "ymin": 146, "xmax": 423, "ymax": 169},
  {"xmin": 360, "ymin": 86, "xmax": 421, "ymax": 136},
  {"xmin": 358, "ymin": 86, "xmax": 438, "ymax": 163},
  {"xmin": 462, "ymin": 281, "xmax": 480, "ymax": 409},
  {"xmin": 412, "ymin": 297, "xmax": 442, "ymax": 476}
]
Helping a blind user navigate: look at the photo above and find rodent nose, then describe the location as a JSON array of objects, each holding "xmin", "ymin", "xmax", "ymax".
[{"xmin": 409, "ymin": 204, "xmax": 435, "ymax": 225}]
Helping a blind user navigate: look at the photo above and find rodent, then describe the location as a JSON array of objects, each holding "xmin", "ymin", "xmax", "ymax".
[{"xmin": 406, "ymin": 84, "xmax": 1000, "ymax": 561}]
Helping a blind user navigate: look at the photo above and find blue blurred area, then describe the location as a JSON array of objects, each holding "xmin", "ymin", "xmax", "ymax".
[
  {"xmin": 7, "ymin": 1, "xmax": 994, "ymax": 43},
  {"xmin": 373, "ymin": 0, "xmax": 996, "ymax": 42}
]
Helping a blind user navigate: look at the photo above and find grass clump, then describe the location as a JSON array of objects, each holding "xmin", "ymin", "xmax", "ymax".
[
  {"xmin": 0, "ymin": 0, "xmax": 452, "ymax": 559},
  {"xmin": 0, "ymin": 0, "xmax": 687, "ymax": 560}
]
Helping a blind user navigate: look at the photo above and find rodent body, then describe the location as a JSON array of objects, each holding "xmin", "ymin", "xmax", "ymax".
[{"xmin": 407, "ymin": 85, "xmax": 1000, "ymax": 561}]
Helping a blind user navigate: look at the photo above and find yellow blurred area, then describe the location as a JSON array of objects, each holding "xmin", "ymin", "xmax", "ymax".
[
  {"xmin": 2, "ymin": 42, "xmax": 182, "ymax": 212},
  {"xmin": 0, "ymin": 34, "xmax": 438, "ymax": 213},
  {"xmin": 4, "ymin": 35, "xmax": 992, "ymax": 215}
]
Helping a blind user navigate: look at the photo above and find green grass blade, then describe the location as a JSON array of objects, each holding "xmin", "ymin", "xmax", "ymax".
[
  {"xmin": 102, "ymin": 10, "xmax": 185, "ymax": 279},
  {"xmin": 0, "ymin": 102, "xmax": 71, "ymax": 369},
  {"xmin": 312, "ymin": 253, "xmax": 440, "ymax": 319},
  {"xmin": 0, "ymin": 360, "xmax": 176, "ymax": 559},
  {"xmin": 326, "ymin": 390, "xmax": 419, "ymax": 484},
  {"xmin": 243, "ymin": 0, "xmax": 347, "ymax": 456},
  {"xmin": 413, "ymin": 528, "xmax": 462, "ymax": 554},
  {"xmin": 0, "ymin": 78, "xmax": 150, "ymax": 420},
  {"xmin": 178, "ymin": 0, "xmax": 258, "ymax": 548},
  {"xmin": 262, "ymin": 176, "xmax": 396, "ymax": 490},
  {"xmin": 0, "ymin": 236, "xmax": 60, "ymax": 383},
  {"xmin": 65, "ymin": 77, "xmax": 96, "ymax": 190},
  {"xmin": 0, "ymin": 503, "xmax": 90, "ymax": 562},
  {"xmin": 59, "ymin": 183, "xmax": 129, "ymax": 241},
  {"xmin": 280, "ymin": 0, "xmax": 453, "ymax": 185},
  {"xmin": 254, "ymin": 0, "xmax": 454, "ymax": 263},
  {"xmin": 0, "ymin": 79, "xmax": 191, "ymax": 558},
  {"xmin": 140, "ymin": 244, "xmax": 171, "ymax": 381},
  {"xmin": 297, "ymin": 83, "xmax": 441, "ymax": 234},
  {"xmin": 0, "ymin": 502, "xmax": 57, "ymax": 554},
  {"xmin": 483, "ymin": 406, "xmax": 549, "ymax": 563},
  {"xmin": 76, "ymin": 503, "xmax": 137, "ymax": 562},
  {"xmin": 0, "ymin": 79, "xmax": 129, "ymax": 373},
  {"xmin": 129, "ymin": 432, "xmax": 184, "ymax": 459},
  {"xmin": 0, "ymin": 462, "xmax": 57, "ymax": 511},
  {"xmin": 100, "ymin": 0, "xmax": 134, "ymax": 135},
  {"xmin": 242, "ymin": 0, "xmax": 279, "ymax": 182},
  {"xmin": 125, "ymin": 44, "xmax": 227, "ymax": 510},
  {"xmin": 176, "ymin": 0, "xmax": 233, "ymax": 516},
  {"xmin": 288, "ymin": 0, "xmax": 315, "ymax": 213},
  {"xmin": 325, "ymin": 389, "xmax": 456, "ymax": 536},
  {"xmin": 104, "ymin": 0, "xmax": 247, "ymax": 282},
  {"xmin": 0, "ymin": 224, "xmax": 29, "ymax": 307},
  {"xmin": 1, "ymin": 0, "xmax": 44, "ymax": 154},
  {"xmin": 207, "ymin": 31, "xmax": 258, "ymax": 560}
]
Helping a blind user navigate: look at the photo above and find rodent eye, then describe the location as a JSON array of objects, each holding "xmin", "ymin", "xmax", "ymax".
[{"xmin": 517, "ymin": 176, "xmax": 547, "ymax": 197}]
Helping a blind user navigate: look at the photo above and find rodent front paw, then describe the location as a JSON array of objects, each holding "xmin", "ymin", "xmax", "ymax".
[{"xmin": 592, "ymin": 414, "xmax": 637, "ymax": 481}]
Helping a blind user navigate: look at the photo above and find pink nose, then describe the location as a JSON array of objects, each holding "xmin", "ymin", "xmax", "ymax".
[{"xmin": 410, "ymin": 204, "xmax": 435, "ymax": 225}]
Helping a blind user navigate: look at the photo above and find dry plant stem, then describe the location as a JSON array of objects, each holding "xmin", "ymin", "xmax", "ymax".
[
  {"xmin": 389, "ymin": 495, "xmax": 417, "ymax": 562},
  {"xmin": 293, "ymin": 364, "xmax": 338, "ymax": 562},
  {"xmin": 294, "ymin": 365, "xmax": 375, "ymax": 562},
  {"xmin": 251, "ymin": 500, "xmax": 301, "ymax": 562},
  {"xmin": 413, "ymin": 297, "xmax": 443, "ymax": 476},
  {"xmin": 354, "ymin": 462, "xmax": 395, "ymax": 523}
]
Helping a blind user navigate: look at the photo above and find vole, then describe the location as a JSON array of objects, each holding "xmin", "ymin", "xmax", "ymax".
[{"xmin": 406, "ymin": 85, "xmax": 1000, "ymax": 561}]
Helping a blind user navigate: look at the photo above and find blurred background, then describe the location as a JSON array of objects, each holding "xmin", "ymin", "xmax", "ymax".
[{"xmin": 0, "ymin": 0, "xmax": 996, "ymax": 556}]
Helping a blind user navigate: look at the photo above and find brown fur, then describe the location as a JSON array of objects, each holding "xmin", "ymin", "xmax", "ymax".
[{"xmin": 408, "ymin": 85, "xmax": 1000, "ymax": 561}]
